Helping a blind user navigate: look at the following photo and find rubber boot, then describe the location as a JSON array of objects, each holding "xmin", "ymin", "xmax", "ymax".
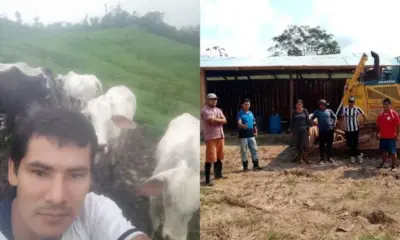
[
  {"xmin": 253, "ymin": 160, "xmax": 262, "ymax": 170},
  {"xmin": 242, "ymin": 161, "xmax": 248, "ymax": 171},
  {"xmin": 302, "ymin": 152, "xmax": 310, "ymax": 164},
  {"xmin": 215, "ymin": 160, "xmax": 226, "ymax": 179},
  {"xmin": 204, "ymin": 163, "xmax": 213, "ymax": 186}
]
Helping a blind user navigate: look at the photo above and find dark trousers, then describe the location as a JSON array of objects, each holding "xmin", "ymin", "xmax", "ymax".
[
  {"xmin": 345, "ymin": 130, "xmax": 360, "ymax": 157},
  {"xmin": 319, "ymin": 129, "xmax": 334, "ymax": 160}
]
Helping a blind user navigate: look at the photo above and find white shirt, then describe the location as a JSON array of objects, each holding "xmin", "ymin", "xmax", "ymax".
[{"xmin": 61, "ymin": 192, "xmax": 145, "ymax": 240}]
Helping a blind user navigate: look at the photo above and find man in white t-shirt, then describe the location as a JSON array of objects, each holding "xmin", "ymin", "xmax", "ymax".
[{"xmin": 0, "ymin": 108, "xmax": 149, "ymax": 240}]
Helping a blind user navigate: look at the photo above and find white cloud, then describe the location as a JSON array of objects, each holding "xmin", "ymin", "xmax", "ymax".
[
  {"xmin": 201, "ymin": 0, "xmax": 292, "ymax": 57},
  {"xmin": 201, "ymin": 0, "xmax": 400, "ymax": 57},
  {"xmin": 310, "ymin": 0, "xmax": 400, "ymax": 56}
]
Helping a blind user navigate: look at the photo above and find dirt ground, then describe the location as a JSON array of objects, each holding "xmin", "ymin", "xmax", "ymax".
[
  {"xmin": 201, "ymin": 133, "xmax": 400, "ymax": 240},
  {"xmin": 0, "ymin": 126, "xmax": 199, "ymax": 240}
]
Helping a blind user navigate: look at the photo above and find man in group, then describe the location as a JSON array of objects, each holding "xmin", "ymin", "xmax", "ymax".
[
  {"xmin": 201, "ymin": 93, "xmax": 227, "ymax": 186},
  {"xmin": 339, "ymin": 97, "xmax": 366, "ymax": 164},
  {"xmin": 237, "ymin": 98, "xmax": 262, "ymax": 171},
  {"xmin": 311, "ymin": 99, "xmax": 338, "ymax": 164},
  {"xmin": 376, "ymin": 98, "xmax": 400, "ymax": 170},
  {"xmin": 0, "ymin": 108, "xmax": 149, "ymax": 240}
]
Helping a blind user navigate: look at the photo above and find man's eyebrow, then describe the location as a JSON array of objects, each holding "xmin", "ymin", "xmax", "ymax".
[
  {"xmin": 66, "ymin": 166, "xmax": 90, "ymax": 172},
  {"xmin": 26, "ymin": 161, "xmax": 89, "ymax": 172},
  {"xmin": 27, "ymin": 161, "xmax": 53, "ymax": 171}
]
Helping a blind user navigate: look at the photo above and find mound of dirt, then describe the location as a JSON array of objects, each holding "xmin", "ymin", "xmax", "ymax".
[{"xmin": 366, "ymin": 210, "xmax": 397, "ymax": 225}]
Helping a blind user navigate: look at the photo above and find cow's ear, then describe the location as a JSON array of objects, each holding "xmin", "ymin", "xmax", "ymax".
[
  {"xmin": 136, "ymin": 167, "xmax": 179, "ymax": 197},
  {"xmin": 111, "ymin": 115, "xmax": 137, "ymax": 129}
]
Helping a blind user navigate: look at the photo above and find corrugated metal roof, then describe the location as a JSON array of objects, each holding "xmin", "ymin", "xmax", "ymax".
[{"xmin": 200, "ymin": 53, "xmax": 400, "ymax": 69}]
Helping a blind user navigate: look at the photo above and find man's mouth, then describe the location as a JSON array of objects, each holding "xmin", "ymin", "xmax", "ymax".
[{"xmin": 38, "ymin": 212, "xmax": 69, "ymax": 223}]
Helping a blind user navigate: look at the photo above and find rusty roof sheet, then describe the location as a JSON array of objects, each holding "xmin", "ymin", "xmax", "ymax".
[{"xmin": 200, "ymin": 53, "xmax": 399, "ymax": 69}]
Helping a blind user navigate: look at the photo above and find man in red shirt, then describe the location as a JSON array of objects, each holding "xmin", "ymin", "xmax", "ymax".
[{"xmin": 376, "ymin": 98, "xmax": 400, "ymax": 170}]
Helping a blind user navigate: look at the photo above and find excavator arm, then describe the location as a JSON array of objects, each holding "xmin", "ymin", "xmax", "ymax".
[{"xmin": 335, "ymin": 53, "xmax": 368, "ymax": 115}]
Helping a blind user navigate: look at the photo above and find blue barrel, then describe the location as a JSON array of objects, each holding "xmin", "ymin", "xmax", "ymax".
[{"xmin": 269, "ymin": 115, "xmax": 281, "ymax": 134}]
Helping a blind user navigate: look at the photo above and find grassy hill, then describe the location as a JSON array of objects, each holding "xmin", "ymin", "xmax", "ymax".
[{"xmin": 0, "ymin": 21, "xmax": 199, "ymax": 136}]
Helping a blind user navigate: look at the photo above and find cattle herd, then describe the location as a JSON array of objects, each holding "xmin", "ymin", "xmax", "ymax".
[{"xmin": 0, "ymin": 62, "xmax": 200, "ymax": 240}]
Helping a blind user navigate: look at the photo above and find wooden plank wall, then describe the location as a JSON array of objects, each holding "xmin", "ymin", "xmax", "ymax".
[{"xmin": 206, "ymin": 78, "xmax": 346, "ymax": 131}]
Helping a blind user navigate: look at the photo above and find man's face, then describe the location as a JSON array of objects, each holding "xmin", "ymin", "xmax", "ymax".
[
  {"xmin": 349, "ymin": 101, "xmax": 355, "ymax": 107},
  {"xmin": 8, "ymin": 135, "xmax": 92, "ymax": 239},
  {"xmin": 296, "ymin": 102, "xmax": 302, "ymax": 109},
  {"xmin": 242, "ymin": 101, "xmax": 250, "ymax": 111},
  {"xmin": 319, "ymin": 103, "xmax": 326, "ymax": 110},
  {"xmin": 383, "ymin": 103, "xmax": 391, "ymax": 111},
  {"xmin": 207, "ymin": 98, "xmax": 218, "ymax": 107}
]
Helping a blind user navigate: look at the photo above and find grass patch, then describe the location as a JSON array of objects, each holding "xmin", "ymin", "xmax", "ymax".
[{"xmin": 0, "ymin": 25, "xmax": 199, "ymax": 136}]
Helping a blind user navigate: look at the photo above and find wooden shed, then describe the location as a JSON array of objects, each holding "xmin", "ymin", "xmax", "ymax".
[{"xmin": 200, "ymin": 53, "xmax": 398, "ymax": 131}]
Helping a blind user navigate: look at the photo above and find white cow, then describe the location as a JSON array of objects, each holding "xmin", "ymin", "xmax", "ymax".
[
  {"xmin": 139, "ymin": 113, "xmax": 200, "ymax": 240},
  {"xmin": 57, "ymin": 71, "xmax": 103, "ymax": 109},
  {"xmin": 82, "ymin": 85, "xmax": 137, "ymax": 166}
]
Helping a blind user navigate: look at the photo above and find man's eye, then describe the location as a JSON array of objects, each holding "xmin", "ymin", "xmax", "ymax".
[
  {"xmin": 71, "ymin": 173, "xmax": 86, "ymax": 179},
  {"xmin": 32, "ymin": 170, "xmax": 46, "ymax": 177}
]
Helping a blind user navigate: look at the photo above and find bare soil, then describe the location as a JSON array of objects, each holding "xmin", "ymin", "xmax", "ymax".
[{"xmin": 201, "ymin": 133, "xmax": 400, "ymax": 240}]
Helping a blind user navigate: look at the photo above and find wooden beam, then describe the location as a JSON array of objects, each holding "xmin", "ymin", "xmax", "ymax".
[
  {"xmin": 289, "ymin": 73, "xmax": 294, "ymax": 125},
  {"xmin": 200, "ymin": 69, "xmax": 206, "ymax": 107}
]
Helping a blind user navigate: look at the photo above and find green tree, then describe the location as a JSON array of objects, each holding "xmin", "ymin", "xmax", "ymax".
[
  {"xmin": 14, "ymin": 11, "xmax": 21, "ymax": 24},
  {"xmin": 268, "ymin": 25, "xmax": 340, "ymax": 56},
  {"xmin": 205, "ymin": 46, "xmax": 228, "ymax": 57}
]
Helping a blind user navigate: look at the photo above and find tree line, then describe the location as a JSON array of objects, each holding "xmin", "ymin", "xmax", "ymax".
[
  {"xmin": 205, "ymin": 25, "xmax": 341, "ymax": 57},
  {"xmin": 4, "ymin": 4, "xmax": 199, "ymax": 47}
]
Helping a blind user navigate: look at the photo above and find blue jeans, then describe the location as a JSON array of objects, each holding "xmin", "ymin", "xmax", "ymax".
[{"xmin": 240, "ymin": 137, "xmax": 258, "ymax": 162}]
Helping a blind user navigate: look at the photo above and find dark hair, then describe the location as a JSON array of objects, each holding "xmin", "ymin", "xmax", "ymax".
[
  {"xmin": 296, "ymin": 99, "xmax": 303, "ymax": 104},
  {"xmin": 242, "ymin": 98, "xmax": 250, "ymax": 104},
  {"xmin": 383, "ymin": 98, "xmax": 391, "ymax": 104},
  {"xmin": 10, "ymin": 108, "xmax": 98, "ymax": 172}
]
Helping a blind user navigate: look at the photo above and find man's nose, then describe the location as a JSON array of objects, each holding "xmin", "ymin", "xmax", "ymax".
[{"xmin": 45, "ymin": 176, "xmax": 67, "ymax": 204}]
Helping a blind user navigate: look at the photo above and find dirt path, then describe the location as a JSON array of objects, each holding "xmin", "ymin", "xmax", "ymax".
[{"xmin": 201, "ymin": 135, "xmax": 400, "ymax": 240}]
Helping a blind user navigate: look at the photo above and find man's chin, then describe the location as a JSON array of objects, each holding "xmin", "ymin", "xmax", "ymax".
[{"xmin": 32, "ymin": 218, "xmax": 72, "ymax": 239}]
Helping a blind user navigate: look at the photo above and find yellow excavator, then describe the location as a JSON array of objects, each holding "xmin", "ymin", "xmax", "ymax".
[{"xmin": 334, "ymin": 51, "xmax": 400, "ymax": 150}]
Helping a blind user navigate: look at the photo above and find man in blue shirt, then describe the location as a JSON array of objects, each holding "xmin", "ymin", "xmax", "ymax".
[
  {"xmin": 237, "ymin": 98, "xmax": 262, "ymax": 171},
  {"xmin": 311, "ymin": 99, "xmax": 338, "ymax": 164}
]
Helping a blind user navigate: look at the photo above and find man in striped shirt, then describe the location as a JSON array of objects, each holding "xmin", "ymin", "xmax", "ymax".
[{"xmin": 339, "ymin": 97, "xmax": 366, "ymax": 163}]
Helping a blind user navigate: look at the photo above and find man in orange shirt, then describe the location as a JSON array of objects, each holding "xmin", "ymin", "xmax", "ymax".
[{"xmin": 376, "ymin": 98, "xmax": 400, "ymax": 170}]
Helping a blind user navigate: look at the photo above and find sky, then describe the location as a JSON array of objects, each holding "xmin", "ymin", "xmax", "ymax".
[
  {"xmin": 201, "ymin": 0, "xmax": 400, "ymax": 58},
  {"xmin": 0, "ymin": 0, "xmax": 199, "ymax": 27}
]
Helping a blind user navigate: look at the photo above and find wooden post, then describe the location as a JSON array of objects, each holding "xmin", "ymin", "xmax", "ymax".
[
  {"xmin": 200, "ymin": 69, "xmax": 206, "ymax": 107},
  {"xmin": 289, "ymin": 73, "xmax": 294, "ymax": 124}
]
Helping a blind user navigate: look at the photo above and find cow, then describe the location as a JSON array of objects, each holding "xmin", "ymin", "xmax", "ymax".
[
  {"xmin": 81, "ymin": 85, "xmax": 137, "ymax": 180},
  {"xmin": 56, "ymin": 71, "xmax": 103, "ymax": 110},
  {"xmin": 0, "ymin": 64, "xmax": 68, "ymax": 141},
  {"xmin": 138, "ymin": 113, "xmax": 200, "ymax": 240}
]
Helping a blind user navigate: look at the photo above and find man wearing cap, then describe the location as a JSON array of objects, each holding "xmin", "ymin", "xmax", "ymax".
[
  {"xmin": 339, "ymin": 97, "xmax": 366, "ymax": 164},
  {"xmin": 376, "ymin": 98, "xmax": 400, "ymax": 170},
  {"xmin": 310, "ymin": 99, "xmax": 338, "ymax": 164},
  {"xmin": 201, "ymin": 93, "xmax": 227, "ymax": 186}
]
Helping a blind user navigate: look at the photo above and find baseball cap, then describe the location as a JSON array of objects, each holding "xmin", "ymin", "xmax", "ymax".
[
  {"xmin": 348, "ymin": 97, "xmax": 355, "ymax": 103},
  {"xmin": 207, "ymin": 93, "xmax": 218, "ymax": 99},
  {"xmin": 318, "ymin": 99, "xmax": 327, "ymax": 105}
]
